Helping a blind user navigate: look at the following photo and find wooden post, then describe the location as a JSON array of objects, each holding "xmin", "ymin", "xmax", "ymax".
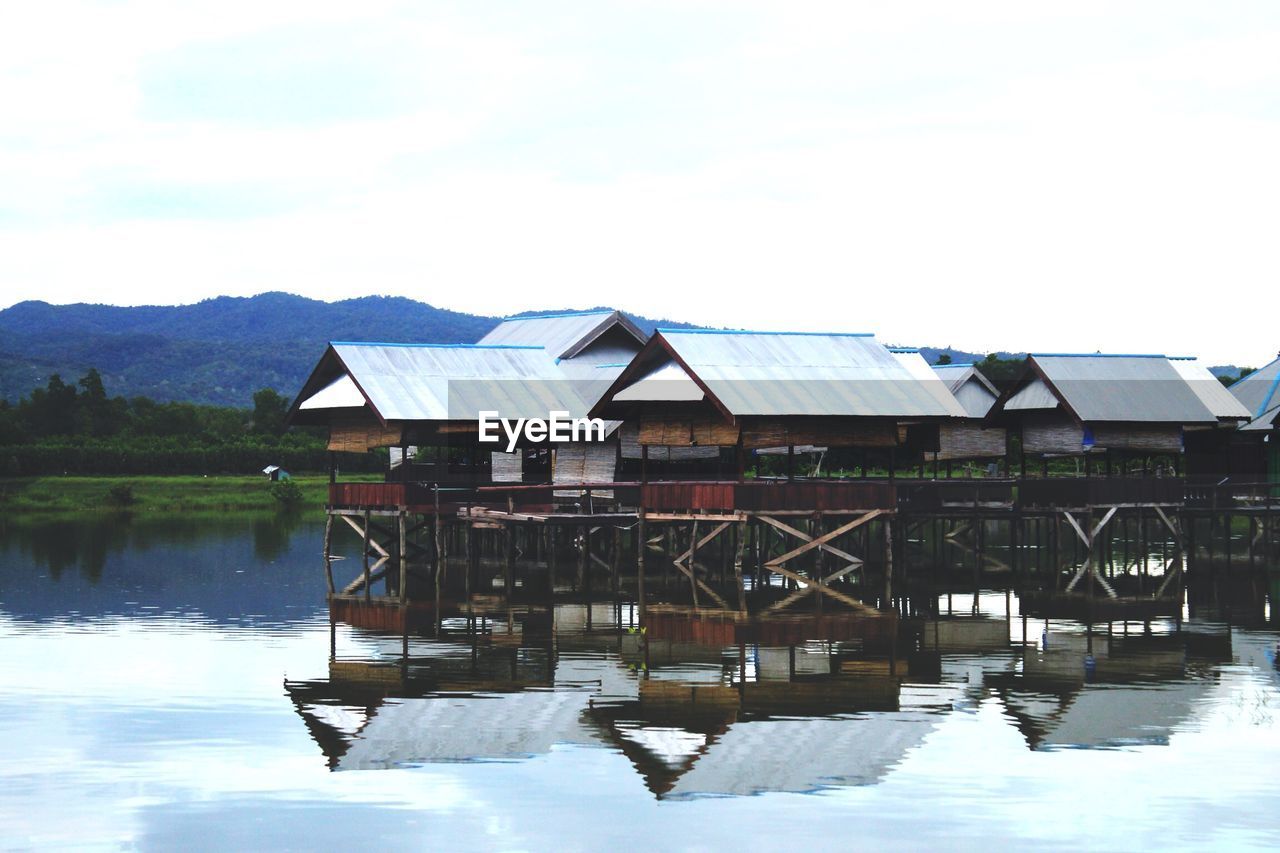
[
  {"xmin": 399, "ymin": 510, "xmax": 408, "ymax": 604},
  {"xmin": 689, "ymin": 519, "xmax": 701, "ymax": 607},
  {"xmin": 362, "ymin": 509, "xmax": 371, "ymax": 602},
  {"xmin": 883, "ymin": 516, "xmax": 894, "ymax": 609},
  {"xmin": 637, "ymin": 509, "xmax": 648, "ymax": 622},
  {"xmin": 505, "ymin": 523, "xmax": 516, "ymax": 600},
  {"xmin": 548, "ymin": 526, "xmax": 558, "ymax": 594},
  {"xmin": 434, "ymin": 487, "xmax": 444, "ymax": 625},
  {"xmin": 465, "ymin": 522, "xmax": 475, "ymax": 627},
  {"xmin": 734, "ymin": 519, "xmax": 747, "ymax": 613},
  {"xmin": 323, "ymin": 513, "xmax": 335, "ymax": 596},
  {"xmin": 612, "ymin": 527, "xmax": 622, "ymax": 595}
]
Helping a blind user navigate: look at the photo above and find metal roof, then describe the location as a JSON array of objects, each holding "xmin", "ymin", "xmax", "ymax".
[
  {"xmin": 1229, "ymin": 356, "xmax": 1280, "ymax": 419},
  {"xmin": 478, "ymin": 309, "xmax": 647, "ymax": 360},
  {"xmin": 641, "ymin": 330, "xmax": 967, "ymax": 418},
  {"xmin": 1240, "ymin": 402, "xmax": 1279, "ymax": 432},
  {"xmin": 890, "ymin": 350, "xmax": 975, "ymax": 418},
  {"xmin": 1029, "ymin": 354, "xmax": 1220, "ymax": 424},
  {"xmin": 932, "ymin": 364, "xmax": 999, "ymax": 418},
  {"xmin": 1168, "ymin": 359, "xmax": 1251, "ymax": 420},
  {"xmin": 329, "ymin": 342, "xmax": 588, "ymax": 422}
]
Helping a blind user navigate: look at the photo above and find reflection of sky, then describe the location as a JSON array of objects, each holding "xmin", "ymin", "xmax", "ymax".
[{"xmin": 1, "ymin": 520, "xmax": 1280, "ymax": 848}]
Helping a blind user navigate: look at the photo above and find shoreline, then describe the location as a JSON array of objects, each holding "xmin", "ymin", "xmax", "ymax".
[{"xmin": 0, "ymin": 474, "xmax": 376, "ymax": 514}]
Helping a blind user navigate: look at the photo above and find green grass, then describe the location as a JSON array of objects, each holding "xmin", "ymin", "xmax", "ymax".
[{"xmin": 0, "ymin": 474, "xmax": 380, "ymax": 513}]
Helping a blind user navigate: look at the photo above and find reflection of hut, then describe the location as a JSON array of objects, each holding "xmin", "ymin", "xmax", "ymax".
[
  {"xmin": 918, "ymin": 616, "xmax": 1011, "ymax": 653},
  {"xmin": 587, "ymin": 672, "xmax": 949, "ymax": 798},
  {"xmin": 479, "ymin": 310, "xmax": 650, "ymax": 494},
  {"xmin": 988, "ymin": 632, "xmax": 1223, "ymax": 750},
  {"xmin": 286, "ymin": 644, "xmax": 633, "ymax": 770}
]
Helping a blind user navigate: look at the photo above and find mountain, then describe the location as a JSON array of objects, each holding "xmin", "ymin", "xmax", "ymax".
[
  {"xmin": 0, "ymin": 293, "xmax": 1246, "ymax": 406},
  {"xmin": 0, "ymin": 294, "xmax": 693, "ymax": 406}
]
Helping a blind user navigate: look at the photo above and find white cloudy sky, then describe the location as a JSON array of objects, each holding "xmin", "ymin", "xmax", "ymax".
[{"xmin": 1, "ymin": 1, "xmax": 1277, "ymax": 365}]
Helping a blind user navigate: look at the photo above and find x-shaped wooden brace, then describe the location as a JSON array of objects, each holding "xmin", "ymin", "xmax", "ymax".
[
  {"xmin": 759, "ymin": 511, "xmax": 881, "ymax": 615},
  {"xmin": 669, "ymin": 521, "xmax": 732, "ymax": 609},
  {"xmin": 1063, "ymin": 507, "xmax": 1118, "ymax": 598}
]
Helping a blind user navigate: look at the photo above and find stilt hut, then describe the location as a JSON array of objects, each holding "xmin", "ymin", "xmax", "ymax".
[
  {"xmin": 931, "ymin": 363, "xmax": 1007, "ymax": 467},
  {"xmin": 590, "ymin": 329, "xmax": 967, "ymax": 506},
  {"xmin": 988, "ymin": 353, "xmax": 1248, "ymax": 505},
  {"xmin": 1216, "ymin": 354, "xmax": 1280, "ymax": 494},
  {"xmin": 286, "ymin": 341, "xmax": 591, "ymax": 510},
  {"xmin": 478, "ymin": 309, "xmax": 651, "ymax": 497},
  {"xmin": 890, "ymin": 350, "xmax": 1007, "ymax": 473}
]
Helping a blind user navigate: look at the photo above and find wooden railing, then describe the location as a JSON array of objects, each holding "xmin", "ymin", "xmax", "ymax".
[
  {"xmin": 1017, "ymin": 477, "xmax": 1184, "ymax": 508},
  {"xmin": 641, "ymin": 480, "xmax": 898, "ymax": 513}
]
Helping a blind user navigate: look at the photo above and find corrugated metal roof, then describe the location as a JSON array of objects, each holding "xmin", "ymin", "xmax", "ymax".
[
  {"xmin": 890, "ymin": 350, "xmax": 974, "ymax": 418},
  {"xmin": 645, "ymin": 330, "xmax": 966, "ymax": 418},
  {"xmin": 331, "ymin": 342, "xmax": 588, "ymax": 422},
  {"xmin": 933, "ymin": 364, "xmax": 999, "ymax": 418},
  {"xmin": 478, "ymin": 310, "xmax": 647, "ymax": 360},
  {"xmin": 1031, "ymin": 354, "xmax": 1219, "ymax": 424},
  {"xmin": 1230, "ymin": 356, "xmax": 1280, "ymax": 418},
  {"xmin": 1240, "ymin": 403, "xmax": 1279, "ymax": 432},
  {"xmin": 1005, "ymin": 378, "xmax": 1058, "ymax": 410},
  {"xmin": 1168, "ymin": 358, "xmax": 1251, "ymax": 420}
]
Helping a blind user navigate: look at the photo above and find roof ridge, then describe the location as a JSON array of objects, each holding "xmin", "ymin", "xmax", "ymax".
[
  {"xmin": 331, "ymin": 341, "xmax": 546, "ymax": 350},
  {"xmin": 504, "ymin": 309, "xmax": 614, "ymax": 321},
  {"xmin": 1032, "ymin": 352, "xmax": 1168, "ymax": 358},
  {"xmin": 658, "ymin": 328, "xmax": 875, "ymax": 337}
]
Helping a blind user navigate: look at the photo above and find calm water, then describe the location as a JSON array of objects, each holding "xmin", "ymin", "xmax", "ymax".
[{"xmin": 3, "ymin": 513, "xmax": 1280, "ymax": 851}]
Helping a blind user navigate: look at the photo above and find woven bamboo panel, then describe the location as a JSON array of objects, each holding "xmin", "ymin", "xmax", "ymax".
[
  {"xmin": 619, "ymin": 423, "xmax": 719, "ymax": 459},
  {"xmin": 1093, "ymin": 425, "xmax": 1182, "ymax": 452},
  {"xmin": 1023, "ymin": 419, "xmax": 1085, "ymax": 454},
  {"xmin": 936, "ymin": 422, "xmax": 1007, "ymax": 461},
  {"xmin": 638, "ymin": 416, "xmax": 739, "ymax": 446},
  {"xmin": 553, "ymin": 441, "xmax": 617, "ymax": 498},
  {"xmin": 490, "ymin": 451, "xmax": 523, "ymax": 482},
  {"xmin": 741, "ymin": 419, "xmax": 897, "ymax": 449},
  {"xmin": 327, "ymin": 414, "xmax": 403, "ymax": 452}
]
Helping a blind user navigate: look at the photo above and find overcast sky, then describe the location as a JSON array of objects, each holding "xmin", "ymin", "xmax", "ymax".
[{"xmin": 1, "ymin": 2, "xmax": 1277, "ymax": 365}]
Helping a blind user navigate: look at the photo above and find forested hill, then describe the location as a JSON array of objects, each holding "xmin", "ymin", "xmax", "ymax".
[
  {"xmin": 0, "ymin": 294, "xmax": 690, "ymax": 407},
  {"xmin": 0, "ymin": 292, "xmax": 1243, "ymax": 406}
]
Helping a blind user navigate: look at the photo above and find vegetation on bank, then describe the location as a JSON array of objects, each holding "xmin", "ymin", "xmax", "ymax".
[
  {"xmin": 0, "ymin": 368, "xmax": 382, "ymax": 477},
  {"xmin": 0, "ymin": 474, "xmax": 379, "ymax": 513}
]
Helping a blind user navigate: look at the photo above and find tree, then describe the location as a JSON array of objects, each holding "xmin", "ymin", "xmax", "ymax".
[
  {"xmin": 936, "ymin": 353, "xmax": 953, "ymax": 365},
  {"xmin": 252, "ymin": 388, "xmax": 289, "ymax": 436}
]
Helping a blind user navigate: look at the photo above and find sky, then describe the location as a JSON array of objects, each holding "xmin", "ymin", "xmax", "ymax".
[{"xmin": 1, "ymin": 1, "xmax": 1278, "ymax": 366}]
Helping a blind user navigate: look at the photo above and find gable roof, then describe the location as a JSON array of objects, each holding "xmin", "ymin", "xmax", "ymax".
[
  {"xmin": 1230, "ymin": 355, "xmax": 1280, "ymax": 420},
  {"xmin": 478, "ymin": 309, "xmax": 648, "ymax": 360},
  {"xmin": 993, "ymin": 354, "xmax": 1228, "ymax": 425},
  {"xmin": 932, "ymin": 363, "xmax": 1000, "ymax": 418},
  {"xmin": 288, "ymin": 342, "xmax": 587, "ymax": 425},
  {"xmin": 1168, "ymin": 357, "xmax": 1251, "ymax": 421},
  {"xmin": 594, "ymin": 329, "xmax": 966, "ymax": 420},
  {"xmin": 932, "ymin": 363, "xmax": 999, "ymax": 397}
]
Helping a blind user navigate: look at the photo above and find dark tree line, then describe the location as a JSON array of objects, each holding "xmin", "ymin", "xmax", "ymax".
[{"xmin": 0, "ymin": 369, "xmax": 373, "ymax": 476}]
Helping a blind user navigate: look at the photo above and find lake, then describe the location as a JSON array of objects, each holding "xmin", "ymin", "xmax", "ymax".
[{"xmin": 2, "ymin": 512, "xmax": 1279, "ymax": 850}]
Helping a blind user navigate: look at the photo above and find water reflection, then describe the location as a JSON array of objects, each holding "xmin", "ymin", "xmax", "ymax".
[{"xmin": 3, "ymin": 513, "xmax": 1280, "ymax": 847}]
